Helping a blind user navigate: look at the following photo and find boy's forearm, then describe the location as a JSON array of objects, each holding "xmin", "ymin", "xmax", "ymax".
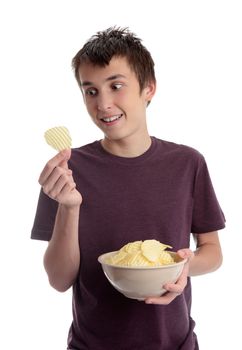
[
  {"xmin": 189, "ymin": 242, "xmax": 223, "ymax": 276},
  {"xmin": 44, "ymin": 203, "xmax": 81, "ymax": 292}
]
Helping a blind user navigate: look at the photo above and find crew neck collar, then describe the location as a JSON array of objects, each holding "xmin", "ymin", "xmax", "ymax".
[{"xmin": 96, "ymin": 136, "xmax": 157, "ymax": 165}]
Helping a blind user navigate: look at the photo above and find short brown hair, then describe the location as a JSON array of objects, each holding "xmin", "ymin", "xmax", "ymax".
[{"xmin": 72, "ymin": 27, "xmax": 156, "ymax": 92}]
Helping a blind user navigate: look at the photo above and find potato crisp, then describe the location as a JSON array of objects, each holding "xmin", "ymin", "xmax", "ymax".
[{"xmin": 44, "ymin": 126, "xmax": 72, "ymax": 151}]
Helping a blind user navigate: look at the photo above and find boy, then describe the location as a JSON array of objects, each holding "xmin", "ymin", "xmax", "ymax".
[{"xmin": 31, "ymin": 27, "xmax": 225, "ymax": 350}]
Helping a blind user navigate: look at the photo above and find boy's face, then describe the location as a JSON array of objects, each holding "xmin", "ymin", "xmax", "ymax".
[{"xmin": 78, "ymin": 56, "xmax": 156, "ymax": 142}]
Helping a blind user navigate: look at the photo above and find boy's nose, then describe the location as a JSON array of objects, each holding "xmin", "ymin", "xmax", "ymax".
[{"xmin": 97, "ymin": 94, "xmax": 112, "ymax": 112}]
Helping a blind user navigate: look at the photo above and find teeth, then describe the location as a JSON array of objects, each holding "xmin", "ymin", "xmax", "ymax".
[{"xmin": 102, "ymin": 115, "xmax": 121, "ymax": 122}]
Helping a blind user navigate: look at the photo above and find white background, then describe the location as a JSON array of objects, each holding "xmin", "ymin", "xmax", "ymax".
[{"xmin": 0, "ymin": 1, "xmax": 241, "ymax": 349}]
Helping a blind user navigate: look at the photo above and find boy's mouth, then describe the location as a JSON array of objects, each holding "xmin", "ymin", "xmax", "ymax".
[{"xmin": 100, "ymin": 114, "xmax": 123, "ymax": 124}]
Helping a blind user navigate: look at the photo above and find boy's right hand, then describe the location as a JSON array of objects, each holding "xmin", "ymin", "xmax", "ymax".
[{"xmin": 38, "ymin": 149, "xmax": 82, "ymax": 208}]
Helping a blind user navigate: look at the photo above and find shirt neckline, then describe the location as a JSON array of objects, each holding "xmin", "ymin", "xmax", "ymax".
[{"xmin": 95, "ymin": 136, "xmax": 158, "ymax": 165}]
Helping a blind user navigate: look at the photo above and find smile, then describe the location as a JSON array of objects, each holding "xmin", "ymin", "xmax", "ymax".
[{"xmin": 100, "ymin": 114, "xmax": 123, "ymax": 123}]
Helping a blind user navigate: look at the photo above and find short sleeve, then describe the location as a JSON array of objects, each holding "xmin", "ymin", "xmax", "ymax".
[
  {"xmin": 191, "ymin": 156, "xmax": 225, "ymax": 233},
  {"xmin": 31, "ymin": 189, "xmax": 58, "ymax": 241}
]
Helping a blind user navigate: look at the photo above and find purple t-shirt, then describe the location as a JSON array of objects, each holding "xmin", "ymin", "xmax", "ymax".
[{"xmin": 31, "ymin": 137, "xmax": 225, "ymax": 350}]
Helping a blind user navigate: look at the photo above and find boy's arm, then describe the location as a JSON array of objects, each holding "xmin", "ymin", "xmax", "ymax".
[
  {"xmin": 145, "ymin": 231, "xmax": 223, "ymax": 305},
  {"xmin": 189, "ymin": 231, "xmax": 223, "ymax": 276},
  {"xmin": 43, "ymin": 204, "xmax": 81, "ymax": 292},
  {"xmin": 39, "ymin": 150, "xmax": 83, "ymax": 292}
]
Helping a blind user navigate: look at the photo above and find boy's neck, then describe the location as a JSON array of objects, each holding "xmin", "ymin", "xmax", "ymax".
[{"xmin": 101, "ymin": 133, "xmax": 152, "ymax": 158}]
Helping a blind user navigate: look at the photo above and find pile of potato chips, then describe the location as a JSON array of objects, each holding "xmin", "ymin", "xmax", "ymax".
[{"xmin": 106, "ymin": 239, "xmax": 175, "ymax": 267}]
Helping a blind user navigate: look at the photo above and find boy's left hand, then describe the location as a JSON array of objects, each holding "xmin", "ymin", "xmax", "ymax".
[{"xmin": 145, "ymin": 249, "xmax": 194, "ymax": 305}]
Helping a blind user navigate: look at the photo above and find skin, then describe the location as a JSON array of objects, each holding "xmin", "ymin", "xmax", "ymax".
[
  {"xmin": 78, "ymin": 57, "xmax": 156, "ymax": 157},
  {"xmin": 39, "ymin": 150, "xmax": 82, "ymax": 291},
  {"xmin": 39, "ymin": 56, "xmax": 223, "ymax": 302}
]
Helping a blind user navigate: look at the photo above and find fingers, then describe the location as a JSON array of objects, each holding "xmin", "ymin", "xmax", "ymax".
[
  {"xmin": 145, "ymin": 282, "xmax": 185, "ymax": 305},
  {"xmin": 58, "ymin": 149, "xmax": 71, "ymax": 169},
  {"xmin": 177, "ymin": 248, "xmax": 194, "ymax": 261},
  {"xmin": 51, "ymin": 179, "xmax": 77, "ymax": 203},
  {"xmin": 164, "ymin": 264, "xmax": 189, "ymax": 293},
  {"xmin": 38, "ymin": 149, "xmax": 82, "ymax": 207},
  {"xmin": 145, "ymin": 291, "xmax": 180, "ymax": 305},
  {"xmin": 39, "ymin": 149, "xmax": 71, "ymax": 186},
  {"xmin": 165, "ymin": 282, "xmax": 185, "ymax": 295},
  {"xmin": 43, "ymin": 168, "xmax": 75, "ymax": 200},
  {"xmin": 145, "ymin": 276, "xmax": 187, "ymax": 305},
  {"xmin": 38, "ymin": 149, "xmax": 75, "ymax": 203},
  {"xmin": 145, "ymin": 257, "xmax": 190, "ymax": 305}
]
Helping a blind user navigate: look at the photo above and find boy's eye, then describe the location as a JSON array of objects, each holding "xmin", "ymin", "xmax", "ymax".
[
  {"xmin": 85, "ymin": 88, "xmax": 97, "ymax": 96},
  {"xmin": 112, "ymin": 83, "xmax": 122, "ymax": 90}
]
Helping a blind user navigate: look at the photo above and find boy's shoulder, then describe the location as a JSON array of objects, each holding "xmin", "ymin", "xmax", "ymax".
[{"xmin": 153, "ymin": 137, "xmax": 204, "ymax": 161}]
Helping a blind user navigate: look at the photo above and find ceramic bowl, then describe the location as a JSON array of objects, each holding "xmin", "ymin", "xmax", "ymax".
[{"xmin": 98, "ymin": 251, "xmax": 187, "ymax": 300}]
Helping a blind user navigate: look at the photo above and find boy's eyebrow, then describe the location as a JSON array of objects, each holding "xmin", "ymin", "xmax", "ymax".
[{"xmin": 80, "ymin": 74, "xmax": 127, "ymax": 87}]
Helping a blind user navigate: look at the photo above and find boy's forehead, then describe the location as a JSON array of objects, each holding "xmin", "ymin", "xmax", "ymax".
[{"xmin": 78, "ymin": 56, "xmax": 135, "ymax": 85}]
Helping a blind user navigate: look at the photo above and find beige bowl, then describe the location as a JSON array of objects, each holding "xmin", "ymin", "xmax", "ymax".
[{"xmin": 98, "ymin": 251, "xmax": 187, "ymax": 300}]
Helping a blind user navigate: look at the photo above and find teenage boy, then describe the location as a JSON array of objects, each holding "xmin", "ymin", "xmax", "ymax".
[{"xmin": 31, "ymin": 27, "xmax": 225, "ymax": 350}]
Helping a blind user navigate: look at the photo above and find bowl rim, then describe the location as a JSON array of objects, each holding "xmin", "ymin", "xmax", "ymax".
[{"xmin": 98, "ymin": 251, "xmax": 187, "ymax": 270}]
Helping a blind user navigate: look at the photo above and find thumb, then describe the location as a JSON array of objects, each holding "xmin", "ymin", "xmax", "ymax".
[
  {"xmin": 59, "ymin": 149, "xmax": 71, "ymax": 169},
  {"xmin": 177, "ymin": 249, "xmax": 194, "ymax": 261}
]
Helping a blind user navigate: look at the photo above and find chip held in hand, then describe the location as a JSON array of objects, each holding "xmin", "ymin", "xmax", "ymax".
[{"xmin": 44, "ymin": 126, "xmax": 72, "ymax": 151}]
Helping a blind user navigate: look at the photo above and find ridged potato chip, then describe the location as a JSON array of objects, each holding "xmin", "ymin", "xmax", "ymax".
[
  {"xmin": 44, "ymin": 126, "xmax": 72, "ymax": 151},
  {"xmin": 158, "ymin": 251, "xmax": 175, "ymax": 265},
  {"xmin": 141, "ymin": 239, "xmax": 171, "ymax": 262},
  {"xmin": 114, "ymin": 252, "xmax": 149, "ymax": 267},
  {"xmin": 107, "ymin": 251, "xmax": 127, "ymax": 265},
  {"xmin": 131, "ymin": 252, "xmax": 153, "ymax": 267},
  {"xmin": 119, "ymin": 252, "xmax": 140, "ymax": 266},
  {"xmin": 121, "ymin": 241, "xmax": 142, "ymax": 253}
]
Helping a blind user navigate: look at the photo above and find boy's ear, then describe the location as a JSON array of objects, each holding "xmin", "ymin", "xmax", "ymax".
[{"xmin": 144, "ymin": 80, "xmax": 156, "ymax": 102}]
